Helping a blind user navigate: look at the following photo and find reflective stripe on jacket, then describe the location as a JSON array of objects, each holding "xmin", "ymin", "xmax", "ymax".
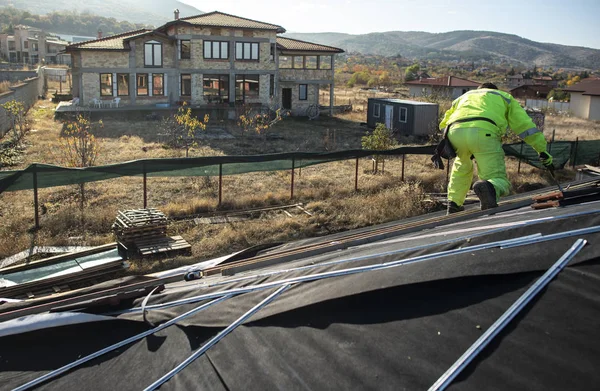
[{"xmin": 439, "ymin": 88, "xmax": 547, "ymax": 153}]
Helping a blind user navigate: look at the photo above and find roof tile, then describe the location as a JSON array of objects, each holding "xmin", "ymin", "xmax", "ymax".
[
  {"xmin": 276, "ymin": 37, "xmax": 344, "ymax": 53},
  {"xmin": 180, "ymin": 11, "xmax": 285, "ymax": 33},
  {"xmin": 405, "ymin": 76, "xmax": 480, "ymax": 87},
  {"xmin": 66, "ymin": 29, "xmax": 152, "ymax": 51}
]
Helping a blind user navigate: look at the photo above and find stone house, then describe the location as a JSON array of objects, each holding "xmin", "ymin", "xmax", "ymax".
[
  {"xmin": 66, "ymin": 11, "xmax": 344, "ymax": 116},
  {"xmin": 405, "ymin": 76, "xmax": 480, "ymax": 99},
  {"xmin": 0, "ymin": 25, "xmax": 70, "ymax": 65}
]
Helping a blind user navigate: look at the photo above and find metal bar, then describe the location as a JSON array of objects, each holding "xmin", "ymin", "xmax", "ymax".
[
  {"xmin": 355, "ymin": 157, "xmax": 359, "ymax": 191},
  {"xmin": 572, "ymin": 137, "xmax": 579, "ymax": 168},
  {"xmin": 33, "ymin": 166, "xmax": 39, "ymax": 229},
  {"xmin": 401, "ymin": 154, "xmax": 405, "ymax": 181},
  {"xmin": 290, "ymin": 158, "xmax": 295, "ymax": 199},
  {"xmin": 13, "ymin": 295, "xmax": 233, "ymax": 391},
  {"xmin": 144, "ymin": 284, "xmax": 292, "ymax": 391},
  {"xmin": 218, "ymin": 163, "xmax": 222, "ymax": 206},
  {"xmin": 518, "ymin": 142, "xmax": 524, "ymax": 174},
  {"xmin": 143, "ymin": 163, "xmax": 147, "ymax": 209},
  {"xmin": 429, "ymin": 239, "xmax": 587, "ymax": 391},
  {"xmin": 501, "ymin": 225, "xmax": 600, "ymax": 249}
]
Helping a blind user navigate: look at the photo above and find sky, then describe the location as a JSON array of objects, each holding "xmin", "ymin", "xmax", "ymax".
[{"xmin": 181, "ymin": 0, "xmax": 600, "ymax": 49}]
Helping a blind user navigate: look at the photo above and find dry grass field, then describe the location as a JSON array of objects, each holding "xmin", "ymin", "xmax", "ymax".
[{"xmin": 0, "ymin": 87, "xmax": 594, "ymax": 273}]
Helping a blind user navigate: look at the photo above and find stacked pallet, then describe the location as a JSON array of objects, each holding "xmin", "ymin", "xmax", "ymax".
[{"xmin": 112, "ymin": 208, "xmax": 168, "ymax": 246}]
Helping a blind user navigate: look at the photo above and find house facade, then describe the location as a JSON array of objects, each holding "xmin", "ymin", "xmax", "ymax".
[
  {"xmin": 564, "ymin": 78, "xmax": 600, "ymax": 120},
  {"xmin": 66, "ymin": 12, "xmax": 344, "ymax": 116},
  {"xmin": 405, "ymin": 76, "xmax": 480, "ymax": 99},
  {"xmin": 0, "ymin": 25, "xmax": 70, "ymax": 65}
]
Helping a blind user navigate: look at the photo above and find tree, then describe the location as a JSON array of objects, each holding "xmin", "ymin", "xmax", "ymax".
[
  {"xmin": 361, "ymin": 123, "xmax": 397, "ymax": 173},
  {"xmin": 162, "ymin": 103, "xmax": 209, "ymax": 157},
  {"xmin": 237, "ymin": 105, "xmax": 284, "ymax": 139},
  {"xmin": 404, "ymin": 64, "xmax": 420, "ymax": 82},
  {"xmin": 1, "ymin": 99, "xmax": 29, "ymax": 146}
]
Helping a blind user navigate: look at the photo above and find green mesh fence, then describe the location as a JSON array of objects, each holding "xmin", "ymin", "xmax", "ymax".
[{"xmin": 0, "ymin": 141, "xmax": 597, "ymax": 195}]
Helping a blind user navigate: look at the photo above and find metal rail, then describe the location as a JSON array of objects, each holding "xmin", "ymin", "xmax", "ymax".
[
  {"xmin": 13, "ymin": 295, "xmax": 233, "ymax": 391},
  {"xmin": 429, "ymin": 239, "xmax": 587, "ymax": 391},
  {"xmin": 144, "ymin": 284, "xmax": 292, "ymax": 391}
]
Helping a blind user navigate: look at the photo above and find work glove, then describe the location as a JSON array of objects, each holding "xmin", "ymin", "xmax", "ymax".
[{"xmin": 539, "ymin": 152, "xmax": 553, "ymax": 168}]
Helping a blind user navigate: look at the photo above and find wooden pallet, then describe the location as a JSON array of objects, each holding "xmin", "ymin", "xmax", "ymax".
[
  {"xmin": 134, "ymin": 235, "xmax": 192, "ymax": 256},
  {"xmin": 113, "ymin": 208, "xmax": 169, "ymax": 245}
]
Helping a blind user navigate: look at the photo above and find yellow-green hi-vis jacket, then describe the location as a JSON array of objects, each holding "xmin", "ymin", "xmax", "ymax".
[{"xmin": 439, "ymin": 88, "xmax": 547, "ymax": 153}]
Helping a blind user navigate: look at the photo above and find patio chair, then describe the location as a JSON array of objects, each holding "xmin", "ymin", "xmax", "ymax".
[{"xmin": 112, "ymin": 97, "xmax": 121, "ymax": 108}]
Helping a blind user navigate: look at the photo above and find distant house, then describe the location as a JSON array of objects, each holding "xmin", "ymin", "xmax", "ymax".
[
  {"xmin": 532, "ymin": 76, "xmax": 558, "ymax": 88},
  {"xmin": 506, "ymin": 74, "xmax": 557, "ymax": 89},
  {"xmin": 404, "ymin": 76, "xmax": 480, "ymax": 99},
  {"xmin": 564, "ymin": 78, "xmax": 600, "ymax": 120},
  {"xmin": 0, "ymin": 25, "xmax": 70, "ymax": 65},
  {"xmin": 366, "ymin": 98, "xmax": 438, "ymax": 137},
  {"xmin": 510, "ymin": 84, "xmax": 552, "ymax": 100}
]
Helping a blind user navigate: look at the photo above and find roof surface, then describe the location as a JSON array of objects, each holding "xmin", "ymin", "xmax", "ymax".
[
  {"xmin": 276, "ymin": 37, "xmax": 344, "ymax": 53},
  {"xmin": 405, "ymin": 76, "xmax": 481, "ymax": 87},
  {"xmin": 66, "ymin": 29, "xmax": 152, "ymax": 51},
  {"xmin": 178, "ymin": 11, "xmax": 285, "ymax": 33},
  {"xmin": 564, "ymin": 78, "xmax": 600, "ymax": 96}
]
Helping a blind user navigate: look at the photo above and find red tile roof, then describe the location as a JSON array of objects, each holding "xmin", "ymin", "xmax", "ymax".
[
  {"xmin": 66, "ymin": 29, "xmax": 153, "ymax": 51},
  {"xmin": 276, "ymin": 37, "xmax": 344, "ymax": 53},
  {"xmin": 405, "ymin": 76, "xmax": 480, "ymax": 87},
  {"xmin": 175, "ymin": 11, "xmax": 285, "ymax": 33},
  {"xmin": 564, "ymin": 78, "xmax": 600, "ymax": 96}
]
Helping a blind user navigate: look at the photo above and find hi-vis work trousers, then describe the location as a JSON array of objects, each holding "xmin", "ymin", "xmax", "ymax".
[{"xmin": 447, "ymin": 127, "xmax": 510, "ymax": 206}]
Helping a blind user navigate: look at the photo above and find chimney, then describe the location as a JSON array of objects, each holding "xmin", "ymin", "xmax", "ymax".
[
  {"xmin": 97, "ymin": 29, "xmax": 102, "ymax": 39},
  {"xmin": 174, "ymin": 9, "xmax": 180, "ymax": 20}
]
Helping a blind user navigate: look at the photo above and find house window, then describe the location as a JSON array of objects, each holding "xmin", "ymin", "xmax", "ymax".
[
  {"xmin": 203, "ymin": 74, "xmax": 229, "ymax": 103},
  {"xmin": 203, "ymin": 40, "xmax": 228, "ymax": 59},
  {"xmin": 399, "ymin": 107, "xmax": 407, "ymax": 123},
  {"xmin": 235, "ymin": 42, "xmax": 259, "ymax": 60},
  {"xmin": 180, "ymin": 40, "xmax": 191, "ymax": 60},
  {"xmin": 117, "ymin": 74, "xmax": 129, "ymax": 96},
  {"xmin": 24, "ymin": 41, "xmax": 29, "ymax": 49},
  {"xmin": 100, "ymin": 73, "xmax": 113, "ymax": 96},
  {"xmin": 319, "ymin": 55, "xmax": 332, "ymax": 70},
  {"xmin": 293, "ymin": 56, "xmax": 304, "ymax": 69},
  {"xmin": 181, "ymin": 74, "xmax": 191, "ymax": 96},
  {"xmin": 144, "ymin": 40, "xmax": 162, "ymax": 67},
  {"xmin": 270, "ymin": 43, "xmax": 275, "ymax": 61},
  {"xmin": 279, "ymin": 56, "xmax": 292, "ymax": 69},
  {"xmin": 306, "ymin": 56, "xmax": 317, "ymax": 69},
  {"xmin": 299, "ymin": 84, "xmax": 308, "ymax": 100},
  {"xmin": 270, "ymin": 74, "xmax": 275, "ymax": 97},
  {"xmin": 152, "ymin": 74, "xmax": 164, "ymax": 95},
  {"xmin": 8, "ymin": 41, "xmax": 15, "ymax": 51},
  {"xmin": 32, "ymin": 42, "xmax": 38, "ymax": 52},
  {"xmin": 137, "ymin": 74, "xmax": 148, "ymax": 96},
  {"xmin": 235, "ymin": 74, "xmax": 259, "ymax": 103},
  {"xmin": 374, "ymin": 103, "xmax": 380, "ymax": 118}
]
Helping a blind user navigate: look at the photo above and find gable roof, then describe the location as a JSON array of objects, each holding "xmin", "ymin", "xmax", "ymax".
[
  {"xmin": 405, "ymin": 76, "xmax": 480, "ymax": 87},
  {"xmin": 564, "ymin": 78, "xmax": 600, "ymax": 96},
  {"xmin": 276, "ymin": 37, "xmax": 344, "ymax": 53},
  {"xmin": 172, "ymin": 11, "xmax": 285, "ymax": 33},
  {"xmin": 65, "ymin": 29, "xmax": 153, "ymax": 51}
]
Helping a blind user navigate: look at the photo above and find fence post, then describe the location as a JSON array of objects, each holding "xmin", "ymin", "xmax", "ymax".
[
  {"xmin": 33, "ymin": 165, "xmax": 39, "ymax": 230},
  {"xmin": 572, "ymin": 137, "xmax": 579, "ymax": 169},
  {"xmin": 290, "ymin": 158, "xmax": 295, "ymax": 199},
  {"xmin": 401, "ymin": 154, "xmax": 405, "ymax": 181},
  {"xmin": 355, "ymin": 157, "xmax": 359, "ymax": 191},
  {"xmin": 518, "ymin": 141, "xmax": 524, "ymax": 174},
  {"xmin": 143, "ymin": 162, "xmax": 147, "ymax": 209},
  {"xmin": 218, "ymin": 163, "xmax": 223, "ymax": 206}
]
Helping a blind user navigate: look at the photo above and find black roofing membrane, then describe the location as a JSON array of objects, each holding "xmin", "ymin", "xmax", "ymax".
[{"xmin": 1, "ymin": 203, "xmax": 600, "ymax": 390}]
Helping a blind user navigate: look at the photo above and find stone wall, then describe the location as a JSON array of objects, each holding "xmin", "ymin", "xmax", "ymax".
[
  {"xmin": 279, "ymin": 69, "xmax": 333, "ymax": 82},
  {"xmin": 0, "ymin": 71, "xmax": 38, "ymax": 83},
  {"xmin": 133, "ymin": 36, "xmax": 176, "ymax": 69},
  {"xmin": 280, "ymin": 82, "xmax": 318, "ymax": 116},
  {"xmin": 0, "ymin": 76, "xmax": 44, "ymax": 136},
  {"xmin": 81, "ymin": 51, "xmax": 129, "ymax": 68}
]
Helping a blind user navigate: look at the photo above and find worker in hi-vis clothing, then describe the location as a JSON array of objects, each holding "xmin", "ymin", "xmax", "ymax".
[{"xmin": 440, "ymin": 82, "xmax": 554, "ymax": 214}]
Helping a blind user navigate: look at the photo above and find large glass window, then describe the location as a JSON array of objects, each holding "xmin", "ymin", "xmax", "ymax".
[
  {"xmin": 181, "ymin": 74, "xmax": 191, "ymax": 97},
  {"xmin": 137, "ymin": 74, "xmax": 148, "ymax": 96},
  {"xmin": 203, "ymin": 75, "xmax": 229, "ymax": 103},
  {"xmin": 152, "ymin": 74, "xmax": 164, "ymax": 95},
  {"xmin": 235, "ymin": 42, "xmax": 259, "ymax": 60},
  {"xmin": 180, "ymin": 40, "xmax": 191, "ymax": 60},
  {"xmin": 235, "ymin": 74, "xmax": 259, "ymax": 103},
  {"xmin": 319, "ymin": 55, "xmax": 332, "ymax": 69},
  {"xmin": 144, "ymin": 40, "xmax": 162, "ymax": 67},
  {"xmin": 399, "ymin": 107, "xmax": 407, "ymax": 123},
  {"xmin": 100, "ymin": 73, "xmax": 112, "ymax": 96},
  {"xmin": 203, "ymin": 41, "xmax": 228, "ymax": 59},
  {"xmin": 299, "ymin": 84, "xmax": 308, "ymax": 100},
  {"xmin": 306, "ymin": 56, "xmax": 317, "ymax": 69},
  {"xmin": 117, "ymin": 74, "xmax": 129, "ymax": 96},
  {"xmin": 293, "ymin": 56, "xmax": 304, "ymax": 69},
  {"xmin": 279, "ymin": 56, "xmax": 292, "ymax": 69}
]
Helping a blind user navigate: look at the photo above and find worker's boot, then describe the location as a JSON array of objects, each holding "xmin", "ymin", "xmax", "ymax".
[
  {"xmin": 473, "ymin": 180, "xmax": 498, "ymax": 210},
  {"xmin": 447, "ymin": 201, "xmax": 464, "ymax": 215}
]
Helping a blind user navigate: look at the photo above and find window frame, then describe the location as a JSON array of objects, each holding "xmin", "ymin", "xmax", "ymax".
[
  {"xmin": 180, "ymin": 40, "xmax": 191, "ymax": 60},
  {"xmin": 373, "ymin": 103, "xmax": 380, "ymax": 118},
  {"xmin": 152, "ymin": 73, "xmax": 164, "ymax": 96},
  {"xmin": 136, "ymin": 73, "xmax": 149, "ymax": 96},
  {"xmin": 293, "ymin": 56, "xmax": 304, "ymax": 69},
  {"xmin": 99, "ymin": 73, "xmax": 113, "ymax": 97},
  {"xmin": 235, "ymin": 74, "xmax": 260, "ymax": 103},
  {"xmin": 181, "ymin": 74, "xmax": 191, "ymax": 97},
  {"xmin": 144, "ymin": 40, "xmax": 163, "ymax": 68},
  {"xmin": 305, "ymin": 56, "xmax": 317, "ymax": 69},
  {"xmin": 319, "ymin": 55, "xmax": 332, "ymax": 70},
  {"xmin": 235, "ymin": 42, "xmax": 259, "ymax": 61},
  {"xmin": 117, "ymin": 73, "xmax": 129, "ymax": 96},
  {"xmin": 399, "ymin": 107, "xmax": 407, "ymax": 123},
  {"xmin": 299, "ymin": 84, "xmax": 308, "ymax": 101},
  {"xmin": 203, "ymin": 74, "xmax": 230, "ymax": 103},
  {"xmin": 203, "ymin": 40, "xmax": 229, "ymax": 60},
  {"xmin": 279, "ymin": 55, "xmax": 292, "ymax": 69}
]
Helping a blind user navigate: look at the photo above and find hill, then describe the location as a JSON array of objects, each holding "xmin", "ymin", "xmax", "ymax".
[
  {"xmin": 0, "ymin": 0, "xmax": 202, "ymax": 27},
  {"xmin": 284, "ymin": 30, "xmax": 600, "ymax": 69}
]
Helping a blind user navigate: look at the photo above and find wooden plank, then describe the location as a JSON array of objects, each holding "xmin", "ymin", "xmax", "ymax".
[{"xmin": 296, "ymin": 205, "xmax": 313, "ymax": 216}]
